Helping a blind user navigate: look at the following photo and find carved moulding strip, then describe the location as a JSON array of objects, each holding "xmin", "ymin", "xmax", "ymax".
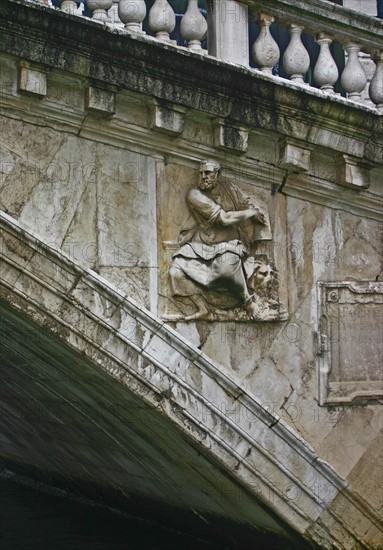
[{"xmin": 316, "ymin": 281, "xmax": 383, "ymax": 406}]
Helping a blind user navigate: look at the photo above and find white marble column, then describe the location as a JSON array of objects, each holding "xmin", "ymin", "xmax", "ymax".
[
  {"xmin": 148, "ymin": 0, "xmax": 176, "ymax": 41},
  {"xmin": 207, "ymin": 0, "xmax": 249, "ymax": 66},
  {"xmin": 87, "ymin": 0, "xmax": 113, "ymax": 21},
  {"xmin": 283, "ymin": 25, "xmax": 310, "ymax": 83},
  {"xmin": 118, "ymin": 0, "xmax": 146, "ymax": 31},
  {"xmin": 59, "ymin": 0, "xmax": 78, "ymax": 14},
  {"xmin": 180, "ymin": 0, "xmax": 208, "ymax": 52}
]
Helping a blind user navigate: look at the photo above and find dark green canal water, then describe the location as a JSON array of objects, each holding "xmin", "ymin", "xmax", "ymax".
[
  {"xmin": 0, "ymin": 476, "xmax": 224, "ymax": 550},
  {"xmin": 0, "ymin": 473, "xmax": 316, "ymax": 550}
]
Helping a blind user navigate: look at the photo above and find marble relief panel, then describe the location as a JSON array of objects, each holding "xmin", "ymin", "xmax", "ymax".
[{"xmin": 158, "ymin": 158, "xmax": 288, "ymax": 322}]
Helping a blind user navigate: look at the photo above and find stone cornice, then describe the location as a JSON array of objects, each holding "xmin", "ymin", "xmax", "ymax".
[
  {"xmin": 1, "ymin": 95, "xmax": 381, "ymax": 223},
  {"xmin": 1, "ymin": 0, "xmax": 382, "ymax": 165},
  {"xmin": 1, "ymin": 209, "xmax": 382, "ymax": 549}
]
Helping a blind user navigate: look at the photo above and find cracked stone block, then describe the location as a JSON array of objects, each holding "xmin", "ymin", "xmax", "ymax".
[{"xmin": 336, "ymin": 154, "xmax": 370, "ymax": 189}]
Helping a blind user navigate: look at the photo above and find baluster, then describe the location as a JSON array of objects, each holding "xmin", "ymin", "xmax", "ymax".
[
  {"xmin": 148, "ymin": 0, "xmax": 176, "ymax": 42},
  {"xmin": 340, "ymin": 43, "xmax": 367, "ymax": 100},
  {"xmin": 252, "ymin": 13, "xmax": 280, "ymax": 75},
  {"xmin": 313, "ymin": 33, "xmax": 339, "ymax": 93},
  {"xmin": 59, "ymin": 0, "xmax": 78, "ymax": 13},
  {"xmin": 86, "ymin": 0, "xmax": 113, "ymax": 21},
  {"xmin": 180, "ymin": 0, "xmax": 207, "ymax": 52},
  {"xmin": 118, "ymin": 0, "xmax": 146, "ymax": 31},
  {"xmin": 369, "ymin": 51, "xmax": 383, "ymax": 113},
  {"xmin": 283, "ymin": 24, "xmax": 310, "ymax": 84}
]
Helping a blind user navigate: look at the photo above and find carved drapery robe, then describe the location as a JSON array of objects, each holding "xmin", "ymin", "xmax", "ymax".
[{"xmin": 169, "ymin": 180, "xmax": 271, "ymax": 310}]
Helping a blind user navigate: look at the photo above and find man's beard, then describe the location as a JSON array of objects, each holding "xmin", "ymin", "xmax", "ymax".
[{"xmin": 199, "ymin": 180, "xmax": 217, "ymax": 191}]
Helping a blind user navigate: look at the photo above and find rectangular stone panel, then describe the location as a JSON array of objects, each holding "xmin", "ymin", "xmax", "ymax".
[
  {"xmin": 317, "ymin": 281, "xmax": 383, "ymax": 405},
  {"xmin": 157, "ymin": 160, "xmax": 288, "ymax": 322}
]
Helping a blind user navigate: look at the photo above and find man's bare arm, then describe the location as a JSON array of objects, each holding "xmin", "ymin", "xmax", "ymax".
[{"xmin": 219, "ymin": 209, "xmax": 265, "ymax": 227}]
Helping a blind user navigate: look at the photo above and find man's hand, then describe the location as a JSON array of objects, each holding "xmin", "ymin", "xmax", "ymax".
[{"xmin": 248, "ymin": 209, "xmax": 266, "ymax": 224}]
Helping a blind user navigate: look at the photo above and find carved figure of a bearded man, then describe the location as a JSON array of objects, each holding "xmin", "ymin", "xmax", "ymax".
[{"xmin": 169, "ymin": 159, "xmax": 278, "ymax": 320}]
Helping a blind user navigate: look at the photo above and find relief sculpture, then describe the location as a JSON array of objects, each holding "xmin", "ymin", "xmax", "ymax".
[{"xmin": 168, "ymin": 159, "xmax": 284, "ymax": 321}]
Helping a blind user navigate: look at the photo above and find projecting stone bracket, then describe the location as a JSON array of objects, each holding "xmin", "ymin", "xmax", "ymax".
[
  {"xmin": 85, "ymin": 84, "xmax": 116, "ymax": 115},
  {"xmin": 18, "ymin": 61, "xmax": 47, "ymax": 97},
  {"xmin": 336, "ymin": 154, "xmax": 371, "ymax": 190},
  {"xmin": 278, "ymin": 138, "xmax": 312, "ymax": 173},
  {"xmin": 214, "ymin": 119, "xmax": 249, "ymax": 154},
  {"xmin": 150, "ymin": 101, "xmax": 187, "ymax": 135}
]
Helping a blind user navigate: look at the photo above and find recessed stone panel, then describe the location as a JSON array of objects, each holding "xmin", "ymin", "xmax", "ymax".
[
  {"xmin": 317, "ymin": 281, "xmax": 383, "ymax": 405},
  {"xmin": 158, "ymin": 159, "xmax": 288, "ymax": 322}
]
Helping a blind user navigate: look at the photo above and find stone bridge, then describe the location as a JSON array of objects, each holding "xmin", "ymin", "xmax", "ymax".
[
  {"xmin": 1, "ymin": 210, "xmax": 380, "ymax": 549},
  {"xmin": 0, "ymin": 0, "xmax": 382, "ymax": 548}
]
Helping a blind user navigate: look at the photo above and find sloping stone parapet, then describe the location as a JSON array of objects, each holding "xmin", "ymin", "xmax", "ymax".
[{"xmin": 1, "ymin": 210, "xmax": 382, "ymax": 549}]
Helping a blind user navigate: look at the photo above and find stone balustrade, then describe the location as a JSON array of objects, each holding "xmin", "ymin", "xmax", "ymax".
[
  {"xmin": 47, "ymin": 0, "xmax": 383, "ymax": 112},
  {"xmin": 247, "ymin": 0, "xmax": 383, "ymax": 111}
]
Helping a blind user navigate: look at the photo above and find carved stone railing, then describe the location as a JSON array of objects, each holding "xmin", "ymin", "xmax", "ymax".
[
  {"xmin": 245, "ymin": 0, "xmax": 383, "ymax": 111},
  {"xmin": 34, "ymin": 0, "xmax": 383, "ymax": 112}
]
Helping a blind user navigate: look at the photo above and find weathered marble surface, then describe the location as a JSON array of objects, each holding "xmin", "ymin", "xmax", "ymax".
[
  {"xmin": 170, "ymin": 195, "xmax": 383, "ymax": 538},
  {"xmin": 0, "ymin": 116, "xmax": 155, "ymax": 310},
  {"xmin": 0, "ymin": 70, "xmax": 382, "ymax": 547},
  {"xmin": 2, "ymin": 210, "xmax": 381, "ymax": 550}
]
